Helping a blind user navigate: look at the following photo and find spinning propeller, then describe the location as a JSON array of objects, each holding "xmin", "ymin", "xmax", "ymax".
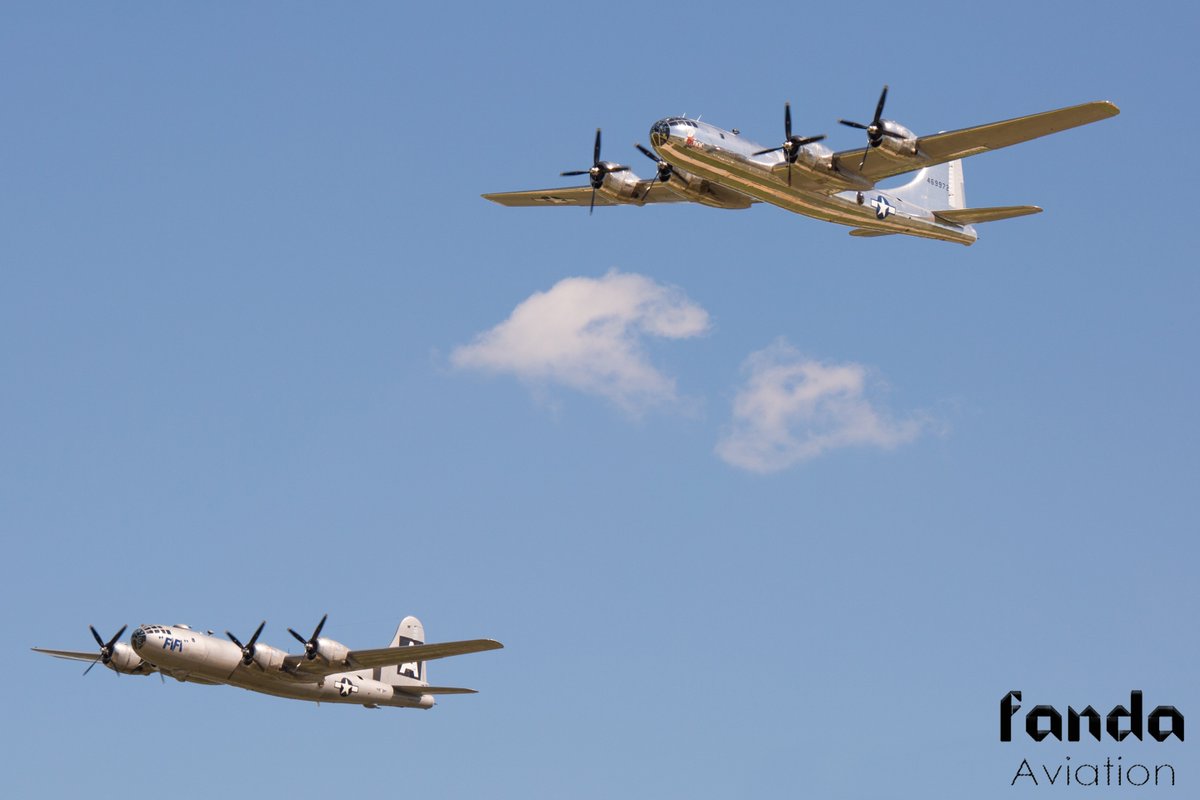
[
  {"xmin": 84, "ymin": 624, "xmax": 127, "ymax": 676},
  {"xmin": 561, "ymin": 128, "xmax": 629, "ymax": 214},
  {"xmin": 838, "ymin": 84, "xmax": 905, "ymax": 168},
  {"xmin": 753, "ymin": 102, "xmax": 826, "ymax": 186},
  {"xmin": 288, "ymin": 613, "xmax": 328, "ymax": 661},
  {"xmin": 634, "ymin": 143, "xmax": 673, "ymax": 184},
  {"xmin": 226, "ymin": 620, "xmax": 266, "ymax": 667}
]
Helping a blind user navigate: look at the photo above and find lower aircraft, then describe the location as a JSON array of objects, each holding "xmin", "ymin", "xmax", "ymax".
[
  {"xmin": 483, "ymin": 87, "xmax": 1119, "ymax": 245},
  {"xmin": 33, "ymin": 615, "xmax": 502, "ymax": 709}
]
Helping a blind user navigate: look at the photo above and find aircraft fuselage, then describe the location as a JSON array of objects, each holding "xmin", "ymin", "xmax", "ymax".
[
  {"xmin": 649, "ymin": 117, "xmax": 977, "ymax": 245},
  {"xmin": 131, "ymin": 624, "xmax": 434, "ymax": 708}
]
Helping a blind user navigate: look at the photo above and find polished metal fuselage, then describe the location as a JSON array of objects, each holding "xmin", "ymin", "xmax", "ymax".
[
  {"xmin": 131, "ymin": 624, "xmax": 433, "ymax": 708},
  {"xmin": 651, "ymin": 119, "xmax": 976, "ymax": 245}
]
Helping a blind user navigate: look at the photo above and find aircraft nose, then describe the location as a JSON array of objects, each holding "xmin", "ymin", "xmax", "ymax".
[{"xmin": 650, "ymin": 119, "xmax": 671, "ymax": 147}]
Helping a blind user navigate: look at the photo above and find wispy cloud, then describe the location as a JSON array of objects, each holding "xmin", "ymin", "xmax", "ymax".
[
  {"xmin": 716, "ymin": 339, "xmax": 925, "ymax": 473},
  {"xmin": 451, "ymin": 270, "xmax": 709, "ymax": 413}
]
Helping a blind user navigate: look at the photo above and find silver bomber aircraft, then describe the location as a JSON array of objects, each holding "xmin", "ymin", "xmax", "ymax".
[
  {"xmin": 483, "ymin": 87, "xmax": 1119, "ymax": 245},
  {"xmin": 33, "ymin": 615, "xmax": 502, "ymax": 710}
]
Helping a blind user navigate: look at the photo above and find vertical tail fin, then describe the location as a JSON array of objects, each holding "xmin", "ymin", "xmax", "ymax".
[
  {"xmin": 890, "ymin": 158, "xmax": 966, "ymax": 210},
  {"xmin": 380, "ymin": 615, "xmax": 426, "ymax": 686}
]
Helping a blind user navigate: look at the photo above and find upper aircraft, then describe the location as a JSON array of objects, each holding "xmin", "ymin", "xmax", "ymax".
[
  {"xmin": 33, "ymin": 615, "xmax": 502, "ymax": 710},
  {"xmin": 483, "ymin": 87, "xmax": 1119, "ymax": 245}
]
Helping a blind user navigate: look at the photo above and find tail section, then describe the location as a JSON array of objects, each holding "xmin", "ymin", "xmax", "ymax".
[
  {"xmin": 381, "ymin": 616, "xmax": 426, "ymax": 685},
  {"xmin": 891, "ymin": 158, "xmax": 1041, "ymax": 231},
  {"xmin": 890, "ymin": 159, "xmax": 966, "ymax": 210}
]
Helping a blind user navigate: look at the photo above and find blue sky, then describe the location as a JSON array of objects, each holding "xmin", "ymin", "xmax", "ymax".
[{"xmin": 3, "ymin": 2, "xmax": 1196, "ymax": 797}]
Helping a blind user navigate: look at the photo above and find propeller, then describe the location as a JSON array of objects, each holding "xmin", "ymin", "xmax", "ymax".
[
  {"xmin": 560, "ymin": 128, "xmax": 629, "ymax": 214},
  {"xmin": 633, "ymin": 142, "xmax": 672, "ymax": 196},
  {"xmin": 84, "ymin": 624, "xmax": 127, "ymax": 676},
  {"xmin": 287, "ymin": 613, "xmax": 327, "ymax": 661},
  {"xmin": 838, "ymin": 84, "xmax": 905, "ymax": 168},
  {"xmin": 752, "ymin": 102, "xmax": 826, "ymax": 186},
  {"xmin": 226, "ymin": 620, "xmax": 266, "ymax": 667}
]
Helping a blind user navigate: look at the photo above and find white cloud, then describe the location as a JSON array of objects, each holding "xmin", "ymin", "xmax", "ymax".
[
  {"xmin": 451, "ymin": 270, "xmax": 709, "ymax": 413},
  {"xmin": 716, "ymin": 340, "xmax": 925, "ymax": 473}
]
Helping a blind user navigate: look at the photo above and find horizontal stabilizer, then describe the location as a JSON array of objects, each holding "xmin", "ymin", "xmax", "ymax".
[
  {"xmin": 933, "ymin": 205, "xmax": 1042, "ymax": 225},
  {"xmin": 849, "ymin": 228, "xmax": 897, "ymax": 237},
  {"xmin": 394, "ymin": 685, "xmax": 478, "ymax": 695}
]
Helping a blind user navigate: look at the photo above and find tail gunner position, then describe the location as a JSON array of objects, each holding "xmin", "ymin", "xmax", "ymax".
[
  {"xmin": 33, "ymin": 615, "xmax": 502, "ymax": 710},
  {"xmin": 483, "ymin": 87, "xmax": 1119, "ymax": 245}
]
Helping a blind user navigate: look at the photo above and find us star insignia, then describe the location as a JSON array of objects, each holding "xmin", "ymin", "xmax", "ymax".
[
  {"xmin": 871, "ymin": 195, "xmax": 895, "ymax": 220},
  {"xmin": 334, "ymin": 677, "xmax": 359, "ymax": 697}
]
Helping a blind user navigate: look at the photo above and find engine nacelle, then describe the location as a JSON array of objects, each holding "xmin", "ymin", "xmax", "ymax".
[
  {"xmin": 596, "ymin": 168, "xmax": 644, "ymax": 203},
  {"xmin": 660, "ymin": 172, "xmax": 753, "ymax": 209},
  {"xmin": 313, "ymin": 638, "xmax": 350, "ymax": 665},
  {"xmin": 250, "ymin": 643, "xmax": 287, "ymax": 671},
  {"xmin": 874, "ymin": 120, "xmax": 919, "ymax": 159},
  {"xmin": 108, "ymin": 643, "xmax": 149, "ymax": 675}
]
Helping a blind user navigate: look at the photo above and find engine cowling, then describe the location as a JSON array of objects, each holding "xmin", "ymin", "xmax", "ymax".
[
  {"xmin": 250, "ymin": 643, "xmax": 287, "ymax": 671},
  {"xmin": 873, "ymin": 120, "xmax": 918, "ymax": 159},
  {"xmin": 660, "ymin": 172, "xmax": 753, "ymax": 209},
  {"xmin": 108, "ymin": 642, "xmax": 149, "ymax": 674},
  {"xmin": 595, "ymin": 169, "xmax": 645, "ymax": 203},
  {"xmin": 312, "ymin": 638, "xmax": 350, "ymax": 666}
]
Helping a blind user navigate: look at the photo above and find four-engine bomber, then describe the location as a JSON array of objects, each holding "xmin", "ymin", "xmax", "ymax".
[{"xmin": 34, "ymin": 616, "xmax": 502, "ymax": 710}]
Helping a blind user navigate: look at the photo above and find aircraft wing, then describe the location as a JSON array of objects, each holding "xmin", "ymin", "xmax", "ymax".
[
  {"xmin": 482, "ymin": 182, "xmax": 685, "ymax": 207},
  {"xmin": 831, "ymin": 101, "xmax": 1120, "ymax": 184},
  {"xmin": 283, "ymin": 638, "xmax": 503, "ymax": 678},
  {"xmin": 33, "ymin": 647, "xmax": 103, "ymax": 663},
  {"xmin": 394, "ymin": 685, "xmax": 478, "ymax": 695}
]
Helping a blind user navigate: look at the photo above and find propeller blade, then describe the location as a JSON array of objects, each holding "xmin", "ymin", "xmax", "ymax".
[
  {"xmin": 752, "ymin": 145, "xmax": 783, "ymax": 156},
  {"xmin": 593, "ymin": 128, "xmax": 601, "ymax": 166},
  {"xmin": 226, "ymin": 631, "xmax": 244, "ymax": 649},
  {"xmin": 793, "ymin": 135, "xmax": 826, "ymax": 146},
  {"xmin": 635, "ymin": 143, "xmax": 656, "ymax": 161},
  {"xmin": 873, "ymin": 85, "xmax": 889, "ymax": 125},
  {"xmin": 248, "ymin": 621, "xmax": 265, "ymax": 648},
  {"xmin": 310, "ymin": 614, "xmax": 327, "ymax": 642},
  {"xmin": 83, "ymin": 658, "xmax": 100, "ymax": 676},
  {"xmin": 105, "ymin": 625, "xmax": 127, "ymax": 650},
  {"xmin": 89, "ymin": 625, "xmax": 105, "ymax": 649},
  {"xmin": 607, "ymin": 165, "xmax": 629, "ymax": 173},
  {"xmin": 784, "ymin": 102, "xmax": 792, "ymax": 140},
  {"xmin": 839, "ymin": 119, "xmax": 869, "ymax": 130},
  {"xmin": 589, "ymin": 186, "xmax": 597, "ymax": 215},
  {"xmin": 287, "ymin": 628, "xmax": 307, "ymax": 645},
  {"xmin": 560, "ymin": 170, "xmax": 590, "ymax": 177}
]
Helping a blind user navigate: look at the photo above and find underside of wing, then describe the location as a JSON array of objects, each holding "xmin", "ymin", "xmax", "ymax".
[
  {"xmin": 933, "ymin": 205, "xmax": 1043, "ymax": 225},
  {"xmin": 32, "ymin": 647, "xmax": 103, "ymax": 663},
  {"xmin": 482, "ymin": 186, "xmax": 618, "ymax": 207},
  {"xmin": 848, "ymin": 228, "xmax": 897, "ymax": 237},
  {"xmin": 833, "ymin": 101, "xmax": 1120, "ymax": 184},
  {"xmin": 284, "ymin": 639, "xmax": 503, "ymax": 677},
  {"xmin": 482, "ymin": 181, "xmax": 685, "ymax": 207}
]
